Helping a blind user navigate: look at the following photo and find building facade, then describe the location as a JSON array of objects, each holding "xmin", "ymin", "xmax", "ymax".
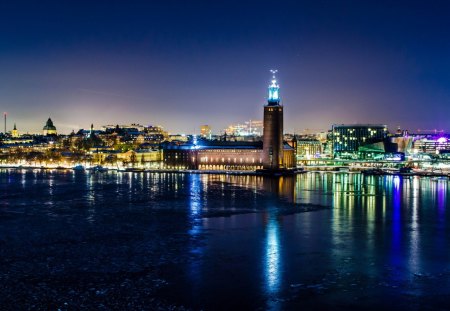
[
  {"xmin": 413, "ymin": 136, "xmax": 450, "ymax": 154},
  {"xmin": 163, "ymin": 72, "xmax": 295, "ymax": 171},
  {"xmin": 43, "ymin": 118, "xmax": 57, "ymax": 136},
  {"xmin": 163, "ymin": 142, "xmax": 264, "ymax": 170},
  {"xmin": 332, "ymin": 124, "xmax": 387, "ymax": 157},
  {"xmin": 263, "ymin": 72, "xmax": 284, "ymax": 169},
  {"xmin": 296, "ymin": 138, "xmax": 323, "ymax": 158}
]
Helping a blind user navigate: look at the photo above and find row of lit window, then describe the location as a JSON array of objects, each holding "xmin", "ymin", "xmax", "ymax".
[
  {"xmin": 198, "ymin": 165, "xmax": 263, "ymax": 170},
  {"xmin": 266, "ymin": 107, "xmax": 282, "ymax": 112},
  {"xmin": 200, "ymin": 149, "xmax": 261, "ymax": 153},
  {"xmin": 199, "ymin": 157, "xmax": 261, "ymax": 164}
]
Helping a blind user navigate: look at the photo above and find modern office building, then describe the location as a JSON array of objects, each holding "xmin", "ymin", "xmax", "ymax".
[{"xmin": 331, "ymin": 124, "xmax": 387, "ymax": 156}]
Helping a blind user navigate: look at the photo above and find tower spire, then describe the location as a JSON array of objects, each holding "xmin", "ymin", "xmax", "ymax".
[
  {"xmin": 263, "ymin": 70, "xmax": 284, "ymax": 170},
  {"xmin": 268, "ymin": 70, "xmax": 280, "ymax": 105}
]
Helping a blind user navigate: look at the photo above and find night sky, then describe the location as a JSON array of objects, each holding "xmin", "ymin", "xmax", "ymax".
[{"xmin": 1, "ymin": 0, "xmax": 450, "ymax": 134}]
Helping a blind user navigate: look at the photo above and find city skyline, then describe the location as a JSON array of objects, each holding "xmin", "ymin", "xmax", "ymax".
[
  {"xmin": 2, "ymin": 0, "xmax": 450, "ymax": 133},
  {"xmin": 3, "ymin": 2, "xmax": 450, "ymax": 310}
]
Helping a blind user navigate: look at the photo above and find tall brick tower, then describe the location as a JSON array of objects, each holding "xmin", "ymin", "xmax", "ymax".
[{"xmin": 263, "ymin": 70, "xmax": 284, "ymax": 169}]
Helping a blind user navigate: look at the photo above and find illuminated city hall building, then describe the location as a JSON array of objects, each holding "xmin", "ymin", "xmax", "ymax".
[
  {"xmin": 263, "ymin": 70, "xmax": 285, "ymax": 169},
  {"xmin": 164, "ymin": 73, "xmax": 295, "ymax": 171}
]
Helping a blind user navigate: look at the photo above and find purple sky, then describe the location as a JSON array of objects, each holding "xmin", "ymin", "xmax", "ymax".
[{"xmin": 1, "ymin": 0, "xmax": 450, "ymax": 134}]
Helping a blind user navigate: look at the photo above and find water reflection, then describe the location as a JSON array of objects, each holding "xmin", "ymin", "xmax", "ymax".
[
  {"xmin": 263, "ymin": 214, "xmax": 282, "ymax": 309},
  {"xmin": 409, "ymin": 177, "xmax": 420, "ymax": 277},
  {"xmin": 257, "ymin": 173, "xmax": 450, "ymax": 308},
  {"xmin": 187, "ymin": 174, "xmax": 204, "ymax": 294},
  {"xmin": 262, "ymin": 176, "xmax": 296, "ymax": 203},
  {"xmin": 437, "ymin": 179, "xmax": 447, "ymax": 218},
  {"xmin": 259, "ymin": 178, "xmax": 288, "ymax": 310},
  {"xmin": 2, "ymin": 170, "xmax": 450, "ymax": 310},
  {"xmin": 391, "ymin": 176, "xmax": 402, "ymax": 265}
]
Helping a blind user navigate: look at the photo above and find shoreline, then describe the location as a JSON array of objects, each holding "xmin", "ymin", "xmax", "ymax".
[
  {"xmin": 0, "ymin": 165, "xmax": 301, "ymax": 176},
  {"xmin": 0, "ymin": 164, "xmax": 449, "ymax": 178}
]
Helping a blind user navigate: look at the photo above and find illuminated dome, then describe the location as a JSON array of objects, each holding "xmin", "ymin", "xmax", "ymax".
[{"xmin": 43, "ymin": 117, "xmax": 57, "ymax": 135}]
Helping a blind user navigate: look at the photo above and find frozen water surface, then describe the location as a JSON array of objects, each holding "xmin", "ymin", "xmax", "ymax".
[{"xmin": 0, "ymin": 169, "xmax": 450, "ymax": 310}]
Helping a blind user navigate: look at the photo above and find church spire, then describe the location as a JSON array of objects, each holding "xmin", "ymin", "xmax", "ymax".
[{"xmin": 267, "ymin": 69, "xmax": 280, "ymax": 105}]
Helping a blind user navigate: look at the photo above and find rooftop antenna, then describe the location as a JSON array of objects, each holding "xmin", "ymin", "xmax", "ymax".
[{"xmin": 3, "ymin": 112, "xmax": 6, "ymax": 134}]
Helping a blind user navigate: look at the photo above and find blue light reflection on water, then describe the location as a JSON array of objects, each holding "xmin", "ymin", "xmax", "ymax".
[
  {"xmin": 438, "ymin": 179, "xmax": 447, "ymax": 217},
  {"xmin": 263, "ymin": 214, "xmax": 282, "ymax": 299},
  {"xmin": 391, "ymin": 176, "xmax": 402, "ymax": 268},
  {"xmin": 409, "ymin": 177, "xmax": 420, "ymax": 279},
  {"xmin": 187, "ymin": 174, "xmax": 204, "ymax": 295}
]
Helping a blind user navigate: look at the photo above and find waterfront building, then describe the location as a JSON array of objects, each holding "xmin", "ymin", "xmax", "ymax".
[
  {"xmin": 357, "ymin": 140, "xmax": 403, "ymax": 160},
  {"xmin": 163, "ymin": 140, "xmax": 295, "ymax": 171},
  {"xmin": 88, "ymin": 147, "xmax": 162, "ymax": 167},
  {"xmin": 413, "ymin": 136, "xmax": 450, "ymax": 154},
  {"xmin": 263, "ymin": 71, "xmax": 284, "ymax": 169},
  {"xmin": 391, "ymin": 136, "xmax": 414, "ymax": 154},
  {"xmin": 89, "ymin": 147, "xmax": 119, "ymax": 164},
  {"xmin": 43, "ymin": 118, "xmax": 57, "ymax": 136},
  {"xmin": 163, "ymin": 72, "xmax": 295, "ymax": 171},
  {"xmin": 331, "ymin": 124, "xmax": 387, "ymax": 157},
  {"xmin": 439, "ymin": 150, "xmax": 450, "ymax": 159},
  {"xmin": 135, "ymin": 148, "xmax": 163, "ymax": 166},
  {"xmin": 163, "ymin": 141, "xmax": 264, "ymax": 170},
  {"xmin": 296, "ymin": 138, "xmax": 323, "ymax": 159},
  {"xmin": 118, "ymin": 148, "xmax": 162, "ymax": 166}
]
